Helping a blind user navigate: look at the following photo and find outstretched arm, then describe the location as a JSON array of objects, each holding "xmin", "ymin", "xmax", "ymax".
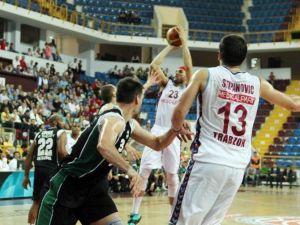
[
  {"xmin": 150, "ymin": 45, "xmax": 176, "ymax": 86},
  {"xmin": 177, "ymin": 26, "xmax": 193, "ymax": 83},
  {"xmin": 131, "ymin": 120, "xmax": 193, "ymax": 151},
  {"xmin": 260, "ymin": 78, "xmax": 300, "ymax": 111}
]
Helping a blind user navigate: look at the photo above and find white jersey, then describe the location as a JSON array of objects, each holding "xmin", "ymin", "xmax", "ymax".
[
  {"xmin": 66, "ymin": 133, "xmax": 78, "ymax": 154},
  {"xmin": 155, "ymin": 80, "xmax": 185, "ymax": 128},
  {"xmin": 192, "ymin": 66, "xmax": 260, "ymax": 169}
]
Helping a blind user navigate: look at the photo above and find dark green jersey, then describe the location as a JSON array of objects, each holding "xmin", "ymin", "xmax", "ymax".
[{"xmin": 61, "ymin": 107, "xmax": 134, "ymax": 181}]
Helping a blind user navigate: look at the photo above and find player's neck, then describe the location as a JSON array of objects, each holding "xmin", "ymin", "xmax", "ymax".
[
  {"xmin": 222, "ymin": 65, "xmax": 241, "ymax": 73},
  {"xmin": 116, "ymin": 103, "xmax": 134, "ymax": 122}
]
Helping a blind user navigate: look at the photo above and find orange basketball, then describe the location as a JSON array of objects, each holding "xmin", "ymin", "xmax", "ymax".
[{"xmin": 166, "ymin": 27, "xmax": 182, "ymax": 47}]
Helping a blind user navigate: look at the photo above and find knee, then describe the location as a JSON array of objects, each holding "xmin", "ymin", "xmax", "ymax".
[{"xmin": 166, "ymin": 173, "xmax": 179, "ymax": 197}]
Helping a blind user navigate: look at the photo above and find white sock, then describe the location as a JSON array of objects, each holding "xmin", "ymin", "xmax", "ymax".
[{"xmin": 132, "ymin": 196, "xmax": 143, "ymax": 214}]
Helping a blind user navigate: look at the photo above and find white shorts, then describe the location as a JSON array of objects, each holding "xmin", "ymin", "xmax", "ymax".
[
  {"xmin": 170, "ymin": 161, "xmax": 244, "ymax": 225},
  {"xmin": 140, "ymin": 124, "xmax": 181, "ymax": 174}
]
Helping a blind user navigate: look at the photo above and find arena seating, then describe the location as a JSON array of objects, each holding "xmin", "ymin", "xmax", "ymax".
[
  {"xmin": 4, "ymin": 0, "xmax": 300, "ymax": 43},
  {"xmin": 246, "ymin": 0, "xmax": 300, "ymax": 43}
]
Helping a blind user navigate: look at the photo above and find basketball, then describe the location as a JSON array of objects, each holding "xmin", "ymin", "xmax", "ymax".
[{"xmin": 166, "ymin": 27, "xmax": 182, "ymax": 46}]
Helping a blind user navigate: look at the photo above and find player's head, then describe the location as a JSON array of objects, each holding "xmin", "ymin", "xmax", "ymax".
[
  {"xmin": 219, "ymin": 34, "xmax": 247, "ymax": 67},
  {"xmin": 117, "ymin": 77, "xmax": 144, "ymax": 115},
  {"xmin": 101, "ymin": 84, "xmax": 116, "ymax": 104},
  {"xmin": 71, "ymin": 122, "xmax": 81, "ymax": 136},
  {"xmin": 49, "ymin": 114, "xmax": 64, "ymax": 129},
  {"xmin": 175, "ymin": 66, "xmax": 187, "ymax": 84}
]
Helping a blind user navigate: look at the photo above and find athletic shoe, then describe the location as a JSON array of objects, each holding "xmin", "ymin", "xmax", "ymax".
[{"xmin": 128, "ymin": 213, "xmax": 142, "ymax": 224}]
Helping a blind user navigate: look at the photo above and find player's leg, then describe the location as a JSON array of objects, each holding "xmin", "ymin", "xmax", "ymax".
[
  {"xmin": 201, "ymin": 167, "xmax": 244, "ymax": 225},
  {"xmin": 170, "ymin": 162, "xmax": 236, "ymax": 225},
  {"xmin": 129, "ymin": 130, "xmax": 163, "ymax": 225},
  {"xmin": 36, "ymin": 172, "xmax": 71, "ymax": 225},
  {"xmin": 29, "ymin": 167, "xmax": 48, "ymax": 224},
  {"xmin": 28, "ymin": 200, "xmax": 40, "ymax": 224},
  {"xmin": 128, "ymin": 167, "xmax": 152, "ymax": 225},
  {"xmin": 77, "ymin": 182, "xmax": 123, "ymax": 225},
  {"xmin": 162, "ymin": 138, "xmax": 181, "ymax": 207}
]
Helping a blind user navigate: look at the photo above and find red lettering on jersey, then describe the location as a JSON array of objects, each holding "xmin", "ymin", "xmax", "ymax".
[{"xmin": 217, "ymin": 90, "xmax": 255, "ymax": 105}]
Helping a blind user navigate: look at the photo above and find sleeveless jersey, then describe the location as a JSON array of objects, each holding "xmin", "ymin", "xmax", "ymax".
[
  {"xmin": 155, "ymin": 80, "xmax": 185, "ymax": 128},
  {"xmin": 192, "ymin": 66, "xmax": 260, "ymax": 169},
  {"xmin": 61, "ymin": 107, "xmax": 135, "ymax": 181},
  {"xmin": 34, "ymin": 128, "xmax": 58, "ymax": 168}
]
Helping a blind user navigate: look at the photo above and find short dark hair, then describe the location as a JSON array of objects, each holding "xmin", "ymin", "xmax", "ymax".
[
  {"xmin": 117, "ymin": 77, "xmax": 143, "ymax": 103},
  {"xmin": 101, "ymin": 84, "xmax": 115, "ymax": 103},
  {"xmin": 219, "ymin": 34, "xmax": 247, "ymax": 67}
]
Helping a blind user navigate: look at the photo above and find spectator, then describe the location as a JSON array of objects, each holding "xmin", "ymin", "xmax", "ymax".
[
  {"xmin": 0, "ymin": 152, "xmax": 9, "ymax": 171},
  {"xmin": 8, "ymin": 151, "xmax": 21, "ymax": 170},
  {"xmin": 28, "ymin": 60, "xmax": 34, "ymax": 76},
  {"xmin": 33, "ymin": 62, "xmax": 39, "ymax": 76},
  {"xmin": 1, "ymin": 106, "xmax": 14, "ymax": 127},
  {"xmin": 12, "ymin": 56, "xmax": 20, "ymax": 69},
  {"xmin": 19, "ymin": 56, "xmax": 28, "ymax": 72},
  {"xmin": 27, "ymin": 48, "xmax": 33, "ymax": 56},
  {"xmin": 250, "ymin": 150, "xmax": 261, "ymax": 186},
  {"xmin": 9, "ymin": 43, "xmax": 17, "ymax": 53},
  {"xmin": 77, "ymin": 60, "xmax": 83, "ymax": 73},
  {"xmin": 268, "ymin": 71, "xmax": 276, "ymax": 86},
  {"xmin": 33, "ymin": 46, "xmax": 41, "ymax": 58},
  {"xmin": 50, "ymin": 39, "xmax": 57, "ymax": 61},
  {"xmin": 0, "ymin": 39, "xmax": 6, "ymax": 50},
  {"xmin": 44, "ymin": 43, "xmax": 52, "ymax": 59},
  {"xmin": 69, "ymin": 58, "xmax": 78, "ymax": 73}
]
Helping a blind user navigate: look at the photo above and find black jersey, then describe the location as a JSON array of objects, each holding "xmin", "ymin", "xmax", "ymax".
[
  {"xmin": 34, "ymin": 127, "xmax": 59, "ymax": 168},
  {"xmin": 62, "ymin": 107, "xmax": 135, "ymax": 182}
]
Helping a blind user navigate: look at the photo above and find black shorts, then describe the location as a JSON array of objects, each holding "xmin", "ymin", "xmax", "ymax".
[
  {"xmin": 37, "ymin": 172, "xmax": 116, "ymax": 225},
  {"xmin": 33, "ymin": 166, "xmax": 54, "ymax": 201}
]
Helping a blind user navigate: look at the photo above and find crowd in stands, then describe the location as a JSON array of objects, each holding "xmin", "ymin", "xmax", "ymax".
[
  {"xmin": 0, "ymin": 38, "xmax": 64, "ymax": 63},
  {"xmin": 118, "ymin": 10, "xmax": 141, "ymax": 25}
]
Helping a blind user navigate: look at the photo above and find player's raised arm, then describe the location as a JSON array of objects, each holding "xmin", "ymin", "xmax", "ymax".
[
  {"xmin": 150, "ymin": 45, "xmax": 176, "ymax": 86},
  {"xmin": 176, "ymin": 26, "xmax": 193, "ymax": 83},
  {"xmin": 260, "ymin": 78, "xmax": 300, "ymax": 111},
  {"xmin": 172, "ymin": 69, "xmax": 209, "ymax": 130}
]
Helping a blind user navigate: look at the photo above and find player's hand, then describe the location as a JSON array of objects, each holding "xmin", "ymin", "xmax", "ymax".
[
  {"xmin": 22, "ymin": 176, "xmax": 31, "ymax": 189},
  {"xmin": 107, "ymin": 170, "xmax": 113, "ymax": 181},
  {"xmin": 145, "ymin": 68, "xmax": 161, "ymax": 88},
  {"xmin": 177, "ymin": 121, "xmax": 194, "ymax": 142},
  {"xmin": 129, "ymin": 174, "xmax": 145, "ymax": 197},
  {"xmin": 175, "ymin": 26, "xmax": 187, "ymax": 46},
  {"xmin": 126, "ymin": 146, "xmax": 142, "ymax": 161}
]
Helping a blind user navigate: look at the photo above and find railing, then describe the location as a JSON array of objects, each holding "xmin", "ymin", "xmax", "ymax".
[{"xmin": 2, "ymin": 0, "xmax": 300, "ymax": 44}]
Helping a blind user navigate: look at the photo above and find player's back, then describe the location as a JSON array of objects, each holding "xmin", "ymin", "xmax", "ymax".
[
  {"xmin": 34, "ymin": 128, "xmax": 58, "ymax": 168},
  {"xmin": 155, "ymin": 80, "xmax": 185, "ymax": 128},
  {"xmin": 193, "ymin": 66, "xmax": 260, "ymax": 169}
]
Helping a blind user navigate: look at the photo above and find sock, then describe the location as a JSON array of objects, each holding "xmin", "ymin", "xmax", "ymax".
[{"xmin": 132, "ymin": 197, "xmax": 143, "ymax": 214}]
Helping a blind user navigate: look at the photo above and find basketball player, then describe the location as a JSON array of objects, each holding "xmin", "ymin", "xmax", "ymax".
[
  {"xmin": 66, "ymin": 123, "xmax": 81, "ymax": 154},
  {"xmin": 36, "ymin": 77, "xmax": 192, "ymax": 225},
  {"xmin": 22, "ymin": 114, "xmax": 68, "ymax": 225},
  {"xmin": 129, "ymin": 27, "xmax": 192, "ymax": 225},
  {"xmin": 169, "ymin": 34, "xmax": 300, "ymax": 225}
]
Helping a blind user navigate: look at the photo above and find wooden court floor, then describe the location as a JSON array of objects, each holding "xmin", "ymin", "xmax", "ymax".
[{"xmin": 0, "ymin": 186, "xmax": 299, "ymax": 225}]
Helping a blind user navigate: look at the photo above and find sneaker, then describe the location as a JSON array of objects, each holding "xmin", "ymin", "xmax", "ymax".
[{"xmin": 128, "ymin": 213, "xmax": 142, "ymax": 225}]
